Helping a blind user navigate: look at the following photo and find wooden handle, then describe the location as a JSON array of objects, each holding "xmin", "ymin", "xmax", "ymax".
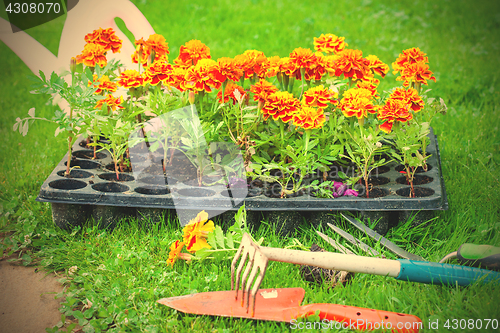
[{"xmin": 260, "ymin": 247, "xmax": 401, "ymax": 277}]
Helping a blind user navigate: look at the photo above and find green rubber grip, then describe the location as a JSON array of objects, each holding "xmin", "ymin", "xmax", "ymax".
[
  {"xmin": 457, "ymin": 244, "xmax": 500, "ymax": 270},
  {"xmin": 395, "ymin": 259, "xmax": 500, "ymax": 286}
]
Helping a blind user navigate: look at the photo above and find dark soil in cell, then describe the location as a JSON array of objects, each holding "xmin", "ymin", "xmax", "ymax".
[
  {"xmin": 56, "ymin": 169, "xmax": 92, "ymax": 179},
  {"xmin": 92, "ymin": 182, "xmax": 129, "ymax": 193},
  {"xmin": 135, "ymin": 186, "xmax": 169, "ymax": 195},
  {"xmin": 396, "ymin": 187, "xmax": 435, "ymax": 198},
  {"xmin": 65, "ymin": 158, "xmax": 100, "ymax": 169},
  {"xmin": 105, "ymin": 163, "xmax": 133, "ymax": 173},
  {"xmin": 72, "ymin": 150, "xmax": 106, "ymax": 160},
  {"xmin": 49, "ymin": 179, "xmax": 87, "ymax": 190},
  {"xmin": 395, "ymin": 164, "xmax": 433, "ymax": 173},
  {"xmin": 98, "ymin": 173, "xmax": 135, "ymax": 182},
  {"xmin": 396, "ymin": 174, "xmax": 434, "ymax": 186},
  {"xmin": 367, "ymin": 176, "xmax": 390, "ymax": 186},
  {"xmin": 138, "ymin": 175, "xmax": 178, "ymax": 186},
  {"xmin": 183, "ymin": 175, "xmax": 222, "ymax": 187},
  {"xmin": 359, "ymin": 187, "xmax": 390, "ymax": 198},
  {"xmin": 371, "ymin": 165, "xmax": 390, "ymax": 175}
]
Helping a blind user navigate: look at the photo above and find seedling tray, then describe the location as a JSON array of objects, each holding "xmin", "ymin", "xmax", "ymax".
[{"xmin": 37, "ymin": 128, "xmax": 448, "ymax": 229}]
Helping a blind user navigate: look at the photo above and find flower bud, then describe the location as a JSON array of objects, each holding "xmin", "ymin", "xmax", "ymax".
[
  {"xmin": 188, "ymin": 91, "xmax": 196, "ymax": 105},
  {"xmin": 70, "ymin": 57, "xmax": 77, "ymax": 73}
]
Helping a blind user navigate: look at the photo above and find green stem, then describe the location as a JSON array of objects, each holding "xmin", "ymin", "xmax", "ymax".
[
  {"xmin": 279, "ymin": 120, "xmax": 285, "ymax": 160},
  {"xmin": 304, "ymin": 129, "xmax": 311, "ymax": 155}
]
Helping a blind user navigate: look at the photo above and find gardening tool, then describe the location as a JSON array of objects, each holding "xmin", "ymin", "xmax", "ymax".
[
  {"xmin": 340, "ymin": 213, "xmax": 426, "ymax": 261},
  {"xmin": 439, "ymin": 243, "xmax": 500, "ymax": 271},
  {"xmin": 229, "ymin": 233, "xmax": 500, "ymax": 316},
  {"xmin": 158, "ymin": 288, "xmax": 423, "ymax": 332}
]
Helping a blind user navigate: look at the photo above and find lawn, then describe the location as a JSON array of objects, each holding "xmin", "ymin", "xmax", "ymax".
[{"xmin": 1, "ymin": 0, "xmax": 499, "ymax": 332}]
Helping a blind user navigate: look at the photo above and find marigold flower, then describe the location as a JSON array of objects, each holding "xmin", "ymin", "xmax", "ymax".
[
  {"xmin": 304, "ymin": 52, "xmax": 328, "ymax": 81},
  {"xmin": 356, "ymin": 80, "xmax": 379, "ymax": 99},
  {"xmin": 392, "ymin": 47, "xmax": 429, "ymax": 75},
  {"xmin": 146, "ymin": 34, "xmax": 170, "ymax": 58},
  {"xmin": 184, "ymin": 58, "xmax": 220, "ymax": 93},
  {"xmin": 84, "ymin": 27, "xmax": 122, "ymax": 53},
  {"xmin": 174, "ymin": 39, "xmax": 211, "ymax": 68},
  {"xmin": 89, "ymin": 74, "xmax": 117, "ymax": 94},
  {"xmin": 182, "ymin": 211, "xmax": 215, "ymax": 253},
  {"xmin": 217, "ymin": 82, "xmax": 246, "ymax": 104},
  {"xmin": 366, "ymin": 55, "xmax": 389, "ymax": 78},
  {"xmin": 263, "ymin": 56, "xmax": 281, "ymax": 78},
  {"xmin": 389, "ymin": 87, "xmax": 425, "ymax": 112},
  {"xmin": 302, "ymin": 85, "xmax": 338, "ymax": 109},
  {"xmin": 95, "ymin": 94, "xmax": 124, "ymax": 112},
  {"xmin": 132, "ymin": 37, "xmax": 149, "ymax": 66},
  {"xmin": 75, "ymin": 43, "xmax": 107, "ymax": 68},
  {"xmin": 377, "ymin": 98, "xmax": 413, "ymax": 133},
  {"xmin": 166, "ymin": 66, "xmax": 188, "ymax": 91},
  {"xmin": 211, "ymin": 57, "xmax": 243, "ymax": 83},
  {"xmin": 293, "ymin": 106, "xmax": 326, "ymax": 129},
  {"xmin": 329, "ymin": 49, "xmax": 371, "ymax": 81},
  {"xmin": 117, "ymin": 69, "xmax": 145, "ymax": 88},
  {"xmin": 250, "ymin": 79, "xmax": 278, "ymax": 104},
  {"xmin": 339, "ymin": 87, "xmax": 378, "ymax": 119},
  {"xmin": 233, "ymin": 50, "xmax": 267, "ymax": 79},
  {"xmin": 313, "ymin": 34, "xmax": 348, "ymax": 54},
  {"xmin": 166, "ymin": 240, "xmax": 185, "ymax": 267},
  {"xmin": 397, "ymin": 62, "xmax": 436, "ymax": 87},
  {"xmin": 261, "ymin": 91, "xmax": 301, "ymax": 123},
  {"xmin": 289, "ymin": 47, "xmax": 317, "ymax": 72},
  {"xmin": 144, "ymin": 60, "xmax": 173, "ymax": 86}
]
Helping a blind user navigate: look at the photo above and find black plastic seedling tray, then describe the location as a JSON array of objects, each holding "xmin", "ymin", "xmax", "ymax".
[{"xmin": 37, "ymin": 128, "xmax": 448, "ymax": 231}]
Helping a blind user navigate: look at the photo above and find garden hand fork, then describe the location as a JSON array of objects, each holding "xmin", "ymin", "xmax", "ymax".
[{"xmin": 231, "ymin": 233, "xmax": 269, "ymax": 317}]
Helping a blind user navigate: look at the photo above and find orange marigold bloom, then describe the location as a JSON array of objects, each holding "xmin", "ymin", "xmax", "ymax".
[
  {"xmin": 356, "ymin": 80, "xmax": 379, "ymax": 99},
  {"xmin": 392, "ymin": 47, "xmax": 429, "ymax": 75},
  {"xmin": 263, "ymin": 56, "xmax": 281, "ymax": 78},
  {"xmin": 217, "ymin": 82, "xmax": 246, "ymax": 105},
  {"xmin": 261, "ymin": 91, "xmax": 301, "ymax": 123},
  {"xmin": 95, "ymin": 94, "xmax": 124, "ymax": 112},
  {"xmin": 117, "ymin": 69, "xmax": 145, "ymax": 88},
  {"xmin": 397, "ymin": 61, "xmax": 436, "ymax": 87},
  {"xmin": 84, "ymin": 27, "xmax": 122, "ymax": 54},
  {"xmin": 250, "ymin": 79, "xmax": 278, "ymax": 103},
  {"xmin": 313, "ymin": 34, "xmax": 348, "ymax": 54},
  {"xmin": 389, "ymin": 87, "xmax": 425, "ymax": 112},
  {"xmin": 293, "ymin": 106, "xmax": 326, "ymax": 129},
  {"xmin": 366, "ymin": 55, "xmax": 389, "ymax": 78},
  {"xmin": 233, "ymin": 50, "xmax": 267, "ymax": 79},
  {"xmin": 146, "ymin": 34, "xmax": 170, "ymax": 58},
  {"xmin": 339, "ymin": 87, "xmax": 378, "ymax": 119},
  {"xmin": 182, "ymin": 211, "xmax": 214, "ymax": 253},
  {"xmin": 304, "ymin": 52, "xmax": 328, "ymax": 81},
  {"xmin": 184, "ymin": 58, "xmax": 220, "ymax": 93},
  {"xmin": 166, "ymin": 240, "xmax": 185, "ymax": 267},
  {"xmin": 144, "ymin": 60, "xmax": 173, "ymax": 86},
  {"xmin": 330, "ymin": 49, "xmax": 371, "ymax": 81},
  {"xmin": 377, "ymin": 98, "xmax": 413, "ymax": 133},
  {"xmin": 89, "ymin": 74, "xmax": 117, "ymax": 94},
  {"xmin": 289, "ymin": 47, "xmax": 317, "ymax": 71},
  {"xmin": 174, "ymin": 39, "xmax": 211, "ymax": 68},
  {"xmin": 75, "ymin": 43, "xmax": 107, "ymax": 68},
  {"xmin": 166, "ymin": 66, "xmax": 188, "ymax": 91},
  {"xmin": 302, "ymin": 85, "xmax": 338, "ymax": 109},
  {"xmin": 211, "ymin": 57, "xmax": 243, "ymax": 83},
  {"xmin": 132, "ymin": 37, "xmax": 150, "ymax": 66}
]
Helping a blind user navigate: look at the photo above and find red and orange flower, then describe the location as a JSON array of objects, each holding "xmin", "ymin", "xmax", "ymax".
[
  {"xmin": 366, "ymin": 55, "xmax": 389, "ymax": 78},
  {"xmin": 302, "ymin": 85, "xmax": 338, "ymax": 109},
  {"xmin": 89, "ymin": 74, "xmax": 117, "ymax": 94},
  {"xmin": 144, "ymin": 60, "xmax": 173, "ymax": 86},
  {"xmin": 184, "ymin": 58, "xmax": 220, "ymax": 93},
  {"xmin": 166, "ymin": 66, "xmax": 188, "ymax": 91},
  {"xmin": 261, "ymin": 91, "xmax": 301, "ymax": 123},
  {"xmin": 392, "ymin": 47, "xmax": 429, "ymax": 75},
  {"xmin": 182, "ymin": 211, "xmax": 215, "ymax": 253},
  {"xmin": 338, "ymin": 87, "xmax": 378, "ymax": 119},
  {"xmin": 289, "ymin": 48, "xmax": 317, "ymax": 76},
  {"xmin": 397, "ymin": 62, "xmax": 436, "ymax": 87},
  {"xmin": 233, "ymin": 50, "xmax": 267, "ymax": 79},
  {"xmin": 377, "ymin": 98, "xmax": 413, "ymax": 133},
  {"xmin": 166, "ymin": 240, "xmax": 193, "ymax": 267},
  {"xmin": 174, "ymin": 39, "xmax": 211, "ymax": 68},
  {"xmin": 75, "ymin": 43, "xmax": 107, "ymax": 68},
  {"xmin": 217, "ymin": 82, "xmax": 246, "ymax": 105},
  {"xmin": 293, "ymin": 106, "xmax": 326, "ymax": 130},
  {"xmin": 84, "ymin": 27, "xmax": 122, "ymax": 54},
  {"xmin": 95, "ymin": 94, "xmax": 124, "ymax": 113},
  {"xmin": 313, "ymin": 34, "xmax": 348, "ymax": 54},
  {"xmin": 250, "ymin": 79, "xmax": 279, "ymax": 104},
  {"xmin": 117, "ymin": 69, "xmax": 145, "ymax": 88},
  {"xmin": 389, "ymin": 87, "xmax": 425, "ymax": 112},
  {"xmin": 329, "ymin": 49, "xmax": 371, "ymax": 81},
  {"xmin": 211, "ymin": 57, "xmax": 244, "ymax": 84}
]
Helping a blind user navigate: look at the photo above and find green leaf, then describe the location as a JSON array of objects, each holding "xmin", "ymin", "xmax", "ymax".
[
  {"xmin": 226, "ymin": 232, "xmax": 234, "ymax": 249},
  {"xmin": 214, "ymin": 226, "xmax": 225, "ymax": 249},
  {"xmin": 207, "ymin": 231, "xmax": 217, "ymax": 250}
]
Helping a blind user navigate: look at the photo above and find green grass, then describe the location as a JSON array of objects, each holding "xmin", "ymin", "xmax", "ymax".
[{"xmin": 1, "ymin": 0, "xmax": 500, "ymax": 332}]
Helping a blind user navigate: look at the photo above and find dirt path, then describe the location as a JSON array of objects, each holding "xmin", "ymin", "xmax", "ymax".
[{"xmin": 0, "ymin": 255, "xmax": 66, "ymax": 333}]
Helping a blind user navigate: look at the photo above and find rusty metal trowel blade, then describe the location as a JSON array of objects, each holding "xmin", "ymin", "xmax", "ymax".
[{"xmin": 158, "ymin": 288, "xmax": 305, "ymax": 322}]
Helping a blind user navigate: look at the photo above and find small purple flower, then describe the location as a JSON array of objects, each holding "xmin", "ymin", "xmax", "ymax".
[
  {"xmin": 337, "ymin": 184, "xmax": 347, "ymax": 196},
  {"xmin": 331, "ymin": 191, "xmax": 340, "ymax": 198},
  {"xmin": 333, "ymin": 181, "xmax": 343, "ymax": 191},
  {"xmin": 227, "ymin": 177, "xmax": 247, "ymax": 188},
  {"xmin": 344, "ymin": 189, "xmax": 359, "ymax": 197}
]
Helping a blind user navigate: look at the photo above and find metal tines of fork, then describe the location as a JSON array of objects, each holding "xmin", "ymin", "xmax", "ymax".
[{"xmin": 230, "ymin": 233, "xmax": 269, "ymax": 317}]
